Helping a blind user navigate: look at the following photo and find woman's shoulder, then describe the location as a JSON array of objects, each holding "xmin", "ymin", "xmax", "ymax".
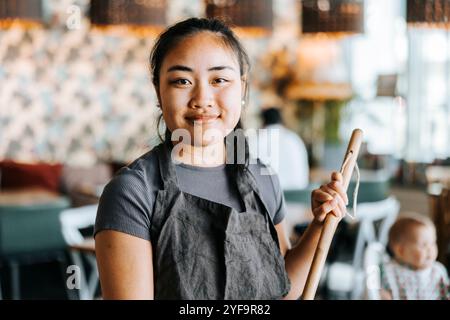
[
  {"xmin": 126, "ymin": 144, "xmax": 163, "ymax": 174},
  {"xmin": 247, "ymin": 159, "xmax": 281, "ymax": 198},
  {"xmin": 247, "ymin": 158, "xmax": 280, "ymax": 189},
  {"xmin": 104, "ymin": 144, "xmax": 164, "ymax": 195},
  {"xmin": 246, "ymin": 159, "xmax": 285, "ymax": 224},
  {"xmin": 95, "ymin": 146, "xmax": 164, "ymax": 241}
]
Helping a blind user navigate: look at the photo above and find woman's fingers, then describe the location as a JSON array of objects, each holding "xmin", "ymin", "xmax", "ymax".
[
  {"xmin": 331, "ymin": 171, "xmax": 343, "ymax": 182},
  {"xmin": 319, "ymin": 184, "xmax": 344, "ymax": 204},
  {"xmin": 329, "ymin": 172, "xmax": 348, "ymax": 205},
  {"xmin": 327, "ymin": 181, "xmax": 348, "ymax": 205},
  {"xmin": 319, "ymin": 184, "xmax": 336, "ymax": 196},
  {"xmin": 311, "ymin": 171, "xmax": 349, "ymax": 222},
  {"xmin": 312, "ymin": 195, "xmax": 347, "ymax": 222},
  {"xmin": 313, "ymin": 197, "xmax": 338, "ymax": 222},
  {"xmin": 335, "ymin": 195, "xmax": 347, "ymax": 219},
  {"xmin": 312, "ymin": 189, "xmax": 334, "ymax": 202}
]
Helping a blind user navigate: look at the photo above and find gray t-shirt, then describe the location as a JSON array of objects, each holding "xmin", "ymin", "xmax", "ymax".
[{"xmin": 94, "ymin": 147, "xmax": 287, "ymax": 241}]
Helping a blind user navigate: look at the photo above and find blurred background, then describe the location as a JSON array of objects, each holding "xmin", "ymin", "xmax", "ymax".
[{"xmin": 0, "ymin": 0, "xmax": 449, "ymax": 300}]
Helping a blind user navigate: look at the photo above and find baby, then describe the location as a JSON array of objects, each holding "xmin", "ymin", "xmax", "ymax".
[{"xmin": 381, "ymin": 213, "xmax": 449, "ymax": 300}]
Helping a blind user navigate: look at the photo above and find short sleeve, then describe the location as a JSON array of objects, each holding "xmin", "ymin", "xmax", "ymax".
[
  {"xmin": 94, "ymin": 169, "xmax": 153, "ymax": 241},
  {"xmin": 249, "ymin": 161, "xmax": 287, "ymax": 225},
  {"xmin": 270, "ymin": 172, "xmax": 287, "ymax": 225}
]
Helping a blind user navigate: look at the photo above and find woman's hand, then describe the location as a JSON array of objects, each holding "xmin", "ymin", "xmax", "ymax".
[{"xmin": 311, "ymin": 172, "xmax": 348, "ymax": 224}]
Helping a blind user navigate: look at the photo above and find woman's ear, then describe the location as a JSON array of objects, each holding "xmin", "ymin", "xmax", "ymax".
[{"xmin": 156, "ymin": 90, "xmax": 162, "ymax": 109}]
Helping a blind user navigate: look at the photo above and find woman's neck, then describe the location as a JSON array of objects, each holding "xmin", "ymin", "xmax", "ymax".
[{"xmin": 171, "ymin": 141, "xmax": 226, "ymax": 167}]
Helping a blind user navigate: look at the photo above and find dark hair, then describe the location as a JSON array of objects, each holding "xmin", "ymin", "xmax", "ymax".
[
  {"xmin": 261, "ymin": 107, "xmax": 283, "ymax": 126},
  {"xmin": 150, "ymin": 17, "xmax": 250, "ymax": 91}
]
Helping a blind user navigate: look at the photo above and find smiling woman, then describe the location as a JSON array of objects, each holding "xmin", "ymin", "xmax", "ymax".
[
  {"xmin": 158, "ymin": 31, "xmax": 246, "ymax": 154},
  {"xmin": 93, "ymin": 17, "xmax": 348, "ymax": 300}
]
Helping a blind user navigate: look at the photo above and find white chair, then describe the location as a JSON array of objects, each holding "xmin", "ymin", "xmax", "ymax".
[
  {"xmin": 59, "ymin": 204, "xmax": 98, "ymax": 300},
  {"xmin": 363, "ymin": 241, "xmax": 389, "ymax": 300},
  {"xmin": 325, "ymin": 196, "xmax": 400, "ymax": 299}
]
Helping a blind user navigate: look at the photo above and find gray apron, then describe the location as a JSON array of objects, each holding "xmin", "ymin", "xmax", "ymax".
[{"xmin": 150, "ymin": 137, "xmax": 291, "ymax": 300}]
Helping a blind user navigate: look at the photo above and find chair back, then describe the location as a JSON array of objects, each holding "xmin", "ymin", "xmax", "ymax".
[
  {"xmin": 350, "ymin": 197, "xmax": 400, "ymax": 269},
  {"xmin": 283, "ymin": 183, "xmax": 320, "ymax": 204},
  {"xmin": 0, "ymin": 198, "xmax": 70, "ymax": 257},
  {"xmin": 363, "ymin": 241, "xmax": 388, "ymax": 300},
  {"xmin": 347, "ymin": 170, "xmax": 390, "ymax": 207},
  {"xmin": 59, "ymin": 204, "xmax": 98, "ymax": 245}
]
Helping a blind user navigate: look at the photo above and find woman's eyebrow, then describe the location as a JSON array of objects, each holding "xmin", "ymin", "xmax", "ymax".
[
  {"xmin": 166, "ymin": 65, "xmax": 236, "ymax": 72},
  {"xmin": 208, "ymin": 66, "xmax": 235, "ymax": 71},
  {"xmin": 167, "ymin": 65, "xmax": 192, "ymax": 73}
]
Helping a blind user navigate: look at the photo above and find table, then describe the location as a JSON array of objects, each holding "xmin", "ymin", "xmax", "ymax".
[{"xmin": 0, "ymin": 188, "xmax": 61, "ymax": 206}]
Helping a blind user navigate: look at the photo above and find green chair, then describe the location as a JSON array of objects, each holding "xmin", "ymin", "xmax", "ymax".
[
  {"xmin": 283, "ymin": 183, "xmax": 320, "ymax": 241},
  {"xmin": 347, "ymin": 178, "xmax": 390, "ymax": 207},
  {"xmin": 283, "ymin": 183, "xmax": 320, "ymax": 204},
  {"xmin": 0, "ymin": 197, "xmax": 72, "ymax": 299},
  {"xmin": 284, "ymin": 178, "xmax": 390, "ymax": 206}
]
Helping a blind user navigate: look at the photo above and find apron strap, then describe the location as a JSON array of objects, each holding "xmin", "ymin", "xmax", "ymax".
[{"xmin": 156, "ymin": 132, "xmax": 179, "ymax": 189}]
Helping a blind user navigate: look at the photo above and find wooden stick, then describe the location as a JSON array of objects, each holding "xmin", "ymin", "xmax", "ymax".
[{"xmin": 301, "ymin": 128, "xmax": 363, "ymax": 300}]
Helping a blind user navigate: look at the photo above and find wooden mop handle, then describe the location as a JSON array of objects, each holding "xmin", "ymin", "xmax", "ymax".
[{"xmin": 301, "ymin": 128, "xmax": 363, "ymax": 300}]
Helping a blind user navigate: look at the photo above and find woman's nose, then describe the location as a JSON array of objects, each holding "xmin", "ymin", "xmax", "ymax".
[{"xmin": 189, "ymin": 82, "xmax": 213, "ymax": 109}]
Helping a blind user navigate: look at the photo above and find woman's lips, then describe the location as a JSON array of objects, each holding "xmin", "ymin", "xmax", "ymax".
[{"xmin": 186, "ymin": 114, "xmax": 220, "ymax": 124}]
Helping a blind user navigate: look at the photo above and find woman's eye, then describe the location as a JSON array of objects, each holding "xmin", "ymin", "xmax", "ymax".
[
  {"xmin": 213, "ymin": 78, "xmax": 228, "ymax": 84},
  {"xmin": 170, "ymin": 79, "xmax": 191, "ymax": 86}
]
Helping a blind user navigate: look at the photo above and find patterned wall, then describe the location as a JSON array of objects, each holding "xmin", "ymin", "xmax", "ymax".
[
  {"xmin": 0, "ymin": 25, "xmax": 162, "ymax": 165},
  {"xmin": 0, "ymin": 0, "xmax": 299, "ymax": 165}
]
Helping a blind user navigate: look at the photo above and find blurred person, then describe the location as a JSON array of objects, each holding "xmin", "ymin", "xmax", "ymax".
[
  {"xmin": 380, "ymin": 213, "xmax": 449, "ymax": 300},
  {"xmin": 250, "ymin": 107, "xmax": 309, "ymax": 190}
]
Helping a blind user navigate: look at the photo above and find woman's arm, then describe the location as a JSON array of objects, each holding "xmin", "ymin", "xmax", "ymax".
[
  {"xmin": 277, "ymin": 172, "xmax": 348, "ymax": 300},
  {"xmin": 95, "ymin": 230, "xmax": 154, "ymax": 299},
  {"xmin": 277, "ymin": 219, "xmax": 324, "ymax": 300}
]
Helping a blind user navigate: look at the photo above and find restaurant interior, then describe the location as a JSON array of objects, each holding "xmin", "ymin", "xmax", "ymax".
[{"xmin": 0, "ymin": 0, "xmax": 449, "ymax": 300}]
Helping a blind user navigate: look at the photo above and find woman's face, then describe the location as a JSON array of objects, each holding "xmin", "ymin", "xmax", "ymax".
[{"xmin": 158, "ymin": 31, "xmax": 244, "ymax": 147}]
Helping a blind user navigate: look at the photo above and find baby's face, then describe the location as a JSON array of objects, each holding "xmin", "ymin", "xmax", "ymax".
[
  {"xmin": 158, "ymin": 31, "xmax": 244, "ymax": 147},
  {"xmin": 396, "ymin": 225, "xmax": 438, "ymax": 270}
]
